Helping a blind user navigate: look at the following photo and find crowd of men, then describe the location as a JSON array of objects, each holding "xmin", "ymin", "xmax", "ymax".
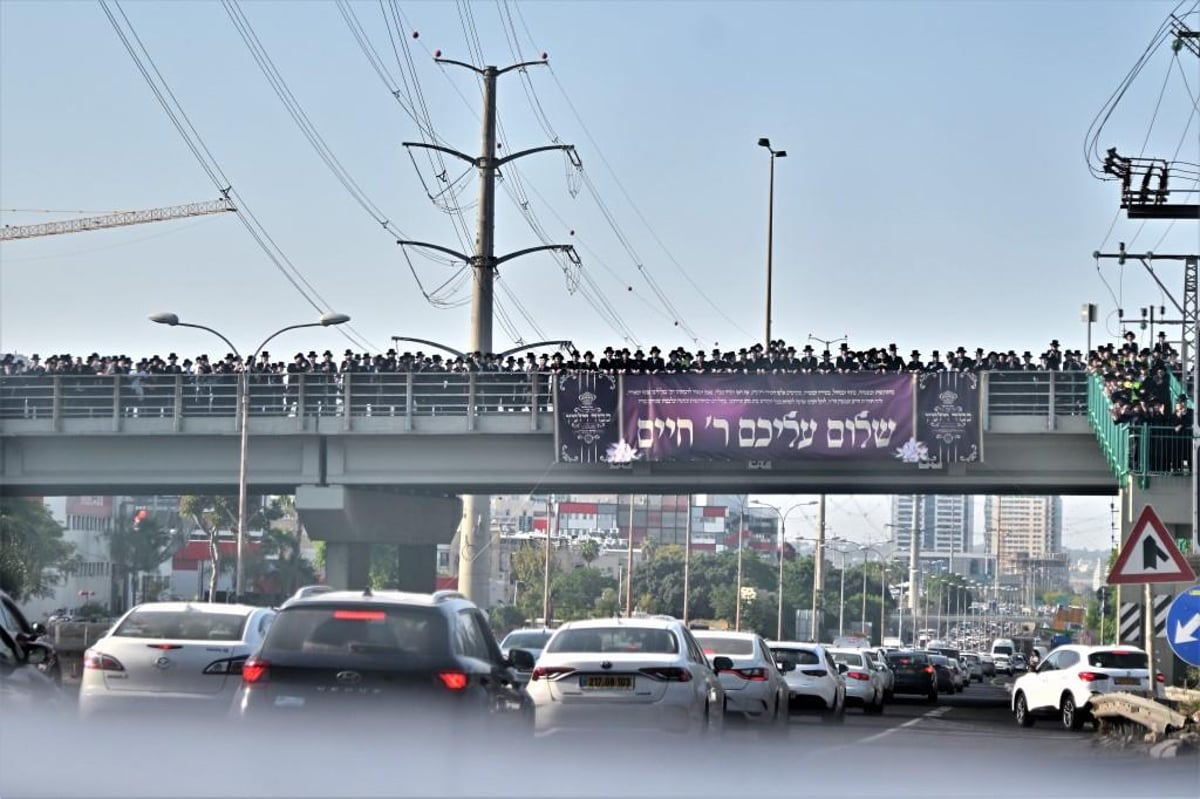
[{"xmin": 0, "ymin": 338, "xmax": 1094, "ymax": 378}]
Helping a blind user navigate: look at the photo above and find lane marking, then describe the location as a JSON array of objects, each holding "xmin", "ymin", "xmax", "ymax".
[{"xmin": 857, "ymin": 705, "xmax": 949, "ymax": 745}]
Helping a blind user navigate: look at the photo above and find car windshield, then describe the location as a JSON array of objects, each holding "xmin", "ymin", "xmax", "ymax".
[
  {"xmin": 545, "ymin": 627, "xmax": 678, "ymax": 654},
  {"xmin": 963, "ymin": 654, "xmax": 980, "ymax": 663},
  {"xmin": 830, "ymin": 651, "xmax": 864, "ymax": 667},
  {"xmin": 993, "ymin": 645, "xmax": 1013, "ymax": 656},
  {"xmin": 264, "ymin": 606, "xmax": 448, "ymax": 658},
  {"xmin": 693, "ymin": 636, "xmax": 755, "ymax": 656},
  {"xmin": 502, "ymin": 631, "xmax": 552, "ymax": 650},
  {"xmin": 771, "ymin": 648, "xmax": 821, "ymax": 667},
  {"xmin": 113, "ymin": 610, "xmax": 249, "ymax": 641},
  {"xmin": 1088, "ymin": 650, "xmax": 1148, "ymax": 670}
]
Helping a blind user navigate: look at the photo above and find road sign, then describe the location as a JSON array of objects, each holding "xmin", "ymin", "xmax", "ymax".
[
  {"xmin": 1107, "ymin": 505, "xmax": 1197, "ymax": 585},
  {"xmin": 1165, "ymin": 585, "xmax": 1200, "ymax": 667}
]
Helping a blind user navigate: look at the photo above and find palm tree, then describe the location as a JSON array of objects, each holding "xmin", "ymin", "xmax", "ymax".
[{"xmin": 579, "ymin": 539, "xmax": 600, "ymax": 566}]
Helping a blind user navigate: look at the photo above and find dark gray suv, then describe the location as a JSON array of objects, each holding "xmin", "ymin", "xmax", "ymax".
[{"xmin": 234, "ymin": 589, "xmax": 535, "ymax": 728}]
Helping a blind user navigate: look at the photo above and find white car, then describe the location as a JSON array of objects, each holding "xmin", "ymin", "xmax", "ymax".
[
  {"xmin": 961, "ymin": 653, "xmax": 984, "ymax": 682},
  {"xmin": 79, "ymin": 602, "xmax": 275, "ymax": 719},
  {"xmin": 525, "ymin": 617, "xmax": 725, "ymax": 737},
  {"xmin": 828, "ymin": 648, "xmax": 885, "ymax": 714},
  {"xmin": 1012, "ymin": 645, "xmax": 1154, "ymax": 731},
  {"xmin": 866, "ymin": 649, "xmax": 895, "ymax": 700},
  {"xmin": 768, "ymin": 641, "xmax": 846, "ymax": 723},
  {"xmin": 692, "ymin": 631, "xmax": 789, "ymax": 728}
]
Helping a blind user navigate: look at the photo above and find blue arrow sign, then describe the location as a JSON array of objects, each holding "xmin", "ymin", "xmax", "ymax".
[{"xmin": 1166, "ymin": 585, "xmax": 1200, "ymax": 667}]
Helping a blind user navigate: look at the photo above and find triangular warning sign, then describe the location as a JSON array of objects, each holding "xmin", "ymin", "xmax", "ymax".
[{"xmin": 1108, "ymin": 505, "xmax": 1197, "ymax": 585}]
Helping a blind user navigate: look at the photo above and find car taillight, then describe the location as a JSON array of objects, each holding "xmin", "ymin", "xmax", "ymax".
[
  {"xmin": 203, "ymin": 656, "xmax": 247, "ymax": 675},
  {"xmin": 83, "ymin": 650, "xmax": 124, "ymax": 671},
  {"xmin": 924, "ymin": 665, "xmax": 934, "ymax": 674},
  {"xmin": 848, "ymin": 670, "xmax": 871, "ymax": 681},
  {"xmin": 639, "ymin": 667, "xmax": 693, "ymax": 682},
  {"xmin": 1077, "ymin": 672, "xmax": 1109, "ymax": 682},
  {"xmin": 438, "ymin": 671, "xmax": 469, "ymax": 691},
  {"xmin": 530, "ymin": 666, "xmax": 576, "ymax": 681},
  {"xmin": 241, "ymin": 657, "xmax": 269, "ymax": 685},
  {"xmin": 801, "ymin": 669, "xmax": 827, "ymax": 677},
  {"xmin": 724, "ymin": 667, "xmax": 768, "ymax": 681}
]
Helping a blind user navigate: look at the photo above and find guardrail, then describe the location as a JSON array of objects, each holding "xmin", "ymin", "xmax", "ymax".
[
  {"xmin": 0, "ymin": 370, "xmax": 1089, "ymax": 428},
  {"xmin": 1087, "ymin": 373, "xmax": 1193, "ymax": 483},
  {"xmin": 1090, "ymin": 691, "xmax": 1187, "ymax": 737}
]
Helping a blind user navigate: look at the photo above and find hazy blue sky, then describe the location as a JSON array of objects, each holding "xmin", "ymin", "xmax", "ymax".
[{"xmin": 1, "ymin": 1, "xmax": 1194, "ymax": 549}]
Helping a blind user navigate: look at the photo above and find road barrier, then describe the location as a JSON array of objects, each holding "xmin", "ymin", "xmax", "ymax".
[{"xmin": 1090, "ymin": 691, "xmax": 1187, "ymax": 737}]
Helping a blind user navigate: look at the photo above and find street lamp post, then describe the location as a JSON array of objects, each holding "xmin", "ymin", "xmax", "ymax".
[
  {"xmin": 757, "ymin": 137, "xmax": 787, "ymax": 350},
  {"xmin": 751, "ymin": 499, "xmax": 818, "ymax": 640},
  {"xmin": 829, "ymin": 543, "xmax": 850, "ymax": 637},
  {"xmin": 860, "ymin": 545, "xmax": 887, "ymax": 641},
  {"xmin": 150, "ymin": 310, "xmax": 350, "ymax": 601},
  {"xmin": 735, "ymin": 501, "xmax": 747, "ymax": 631}
]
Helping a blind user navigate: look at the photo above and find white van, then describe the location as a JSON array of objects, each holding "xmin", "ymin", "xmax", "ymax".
[{"xmin": 991, "ymin": 638, "xmax": 1016, "ymax": 675}]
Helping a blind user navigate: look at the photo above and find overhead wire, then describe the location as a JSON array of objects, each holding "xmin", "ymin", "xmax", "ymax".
[{"xmin": 97, "ymin": 0, "xmax": 376, "ymax": 352}]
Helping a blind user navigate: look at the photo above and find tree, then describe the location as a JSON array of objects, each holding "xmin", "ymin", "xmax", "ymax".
[
  {"xmin": 579, "ymin": 539, "xmax": 600, "ymax": 566},
  {"xmin": 489, "ymin": 603, "xmax": 526, "ymax": 636},
  {"xmin": 510, "ymin": 542, "xmax": 559, "ymax": 623},
  {"xmin": 106, "ymin": 511, "xmax": 181, "ymax": 606},
  {"xmin": 243, "ymin": 526, "xmax": 317, "ymax": 598},
  {"xmin": 0, "ymin": 498, "xmax": 75, "ymax": 600},
  {"xmin": 179, "ymin": 494, "xmax": 282, "ymax": 601},
  {"xmin": 551, "ymin": 567, "xmax": 617, "ymax": 621}
]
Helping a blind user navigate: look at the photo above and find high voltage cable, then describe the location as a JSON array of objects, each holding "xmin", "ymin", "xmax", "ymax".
[{"xmin": 97, "ymin": 0, "xmax": 376, "ymax": 353}]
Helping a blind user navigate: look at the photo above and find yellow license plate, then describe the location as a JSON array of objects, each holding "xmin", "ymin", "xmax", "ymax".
[
  {"xmin": 1114, "ymin": 677, "xmax": 1139, "ymax": 686},
  {"xmin": 580, "ymin": 675, "xmax": 633, "ymax": 690}
]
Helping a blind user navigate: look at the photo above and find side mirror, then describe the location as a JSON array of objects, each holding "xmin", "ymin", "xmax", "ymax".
[
  {"xmin": 24, "ymin": 643, "xmax": 49, "ymax": 666},
  {"xmin": 29, "ymin": 622, "xmax": 47, "ymax": 638},
  {"xmin": 837, "ymin": 662, "xmax": 849, "ymax": 674},
  {"xmin": 711, "ymin": 655, "xmax": 734, "ymax": 672},
  {"xmin": 508, "ymin": 648, "xmax": 536, "ymax": 671},
  {"xmin": 777, "ymin": 661, "xmax": 796, "ymax": 673}
]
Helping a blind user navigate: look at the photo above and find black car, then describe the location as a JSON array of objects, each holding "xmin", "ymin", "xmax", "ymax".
[
  {"xmin": 0, "ymin": 624, "xmax": 64, "ymax": 711},
  {"xmin": 927, "ymin": 654, "xmax": 957, "ymax": 693},
  {"xmin": 884, "ymin": 651, "xmax": 938, "ymax": 703},
  {"xmin": 0, "ymin": 590, "xmax": 61, "ymax": 685},
  {"xmin": 235, "ymin": 589, "xmax": 535, "ymax": 730}
]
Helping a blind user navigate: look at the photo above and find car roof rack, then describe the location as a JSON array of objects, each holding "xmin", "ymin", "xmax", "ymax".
[{"xmin": 431, "ymin": 590, "xmax": 466, "ymax": 603}]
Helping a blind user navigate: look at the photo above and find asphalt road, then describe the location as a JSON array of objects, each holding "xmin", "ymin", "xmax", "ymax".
[{"xmin": 2, "ymin": 677, "xmax": 1196, "ymax": 799}]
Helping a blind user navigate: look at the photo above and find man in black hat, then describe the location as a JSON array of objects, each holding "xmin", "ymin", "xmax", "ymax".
[
  {"xmin": 647, "ymin": 346, "xmax": 665, "ymax": 373},
  {"xmin": 924, "ymin": 350, "xmax": 945, "ymax": 373},
  {"xmin": 799, "ymin": 345, "xmax": 818, "ymax": 373},
  {"xmin": 1121, "ymin": 330, "xmax": 1139, "ymax": 357},
  {"xmin": 906, "ymin": 350, "xmax": 924, "ymax": 372},
  {"xmin": 1153, "ymin": 331, "xmax": 1176, "ymax": 359},
  {"xmin": 835, "ymin": 343, "xmax": 857, "ymax": 373}
]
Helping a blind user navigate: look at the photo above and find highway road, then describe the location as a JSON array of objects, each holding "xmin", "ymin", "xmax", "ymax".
[{"xmin": 2, "ymin": 678, "xmax": 1196, "ymax": 798}]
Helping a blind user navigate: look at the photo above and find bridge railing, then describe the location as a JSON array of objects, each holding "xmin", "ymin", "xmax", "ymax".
[
  {"xmin": 0, "ymin": 370, "xmax": 1091, "ymax": 427},
  {"xmin": 1086, "ymin": 373, "xmax": 1192, "ymax": 481}
]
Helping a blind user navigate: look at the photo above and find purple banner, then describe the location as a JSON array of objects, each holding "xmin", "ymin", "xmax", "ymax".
[
  {"xmin": 620, "ymin": 374, "xmax": 914, "ymax": 462},
  {"xmin": 554, "ymin": 372, "xmax": 621, "ymax": 463},
  {"xmin": 915, "ymin": 371, "xmax": 981, "ymax": 466}
]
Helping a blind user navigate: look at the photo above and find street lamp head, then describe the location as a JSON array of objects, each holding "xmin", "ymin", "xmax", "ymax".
[
  {"xmin": 149, "ymin": 312, "xmax": 180, "ymax": 326},
  {"xmin": 320, "ymin": 312, "xmax": 351, "ymax": 327},
  {"xmin": 775, "ymin": 150, "xmax": 788, "ymax": 158},
  {"xmin": 757, "ymin": 137, "xmax": 770, "ymax": 148}
]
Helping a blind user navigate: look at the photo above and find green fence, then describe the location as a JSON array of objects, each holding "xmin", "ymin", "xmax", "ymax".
[{"xmin": 1087, "ymin": 373, "xmax": 1193, "ymax": 484}]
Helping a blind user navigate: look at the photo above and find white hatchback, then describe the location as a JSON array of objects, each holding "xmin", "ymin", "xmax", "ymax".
[
  {"xmin": 828, "ymin": 648, "xmax": 885, "ymax": 714},
  {"xmin": 79, "ymin": 602, "xmax": 275, "ymax": 719},
  {"xmin": 692, "ymin": 631, "xmax": 789, "ymax": 728},
  {"xmin": 525, "ymin": 618, "xmax": 725, "ymax": 737},
  {"xmin": 768, "ymin": 641, "xmax": 846, "ymax": 723},
  {"xmin": 1011, "ymin": 645, "xmax": 1155, "ymax": 731}
]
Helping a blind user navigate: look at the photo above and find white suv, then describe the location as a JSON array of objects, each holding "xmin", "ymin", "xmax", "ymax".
[{"xmin": 1011, "ymin": 645, "xmax": 1153, "ymax": 731}]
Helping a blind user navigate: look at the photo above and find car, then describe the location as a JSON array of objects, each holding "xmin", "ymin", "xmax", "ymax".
[
  {"xmin": 885, "ymin": 650, "xmax": 938, "ymax": 702},
  {"xmin": 952, "ymin": 658, "xmax": 970, "ymax": 690},
  {"xmin": 525, "ymin": 617, "xmax": 725, "ymax": 737},
  {"xmin": 979, "ymin": 653, "xmax": 996, "ymax": 677},
  {"xmin": 827, "ymin": 648, "xmax": 885, "ymax": 714},
  {"xmin": 991, "ymin": 638, "xmax": 1016, "ymax": 674},
  {"xmin": 768, "ymin": 641, "xmax": 846, "ymax": 723},
  {"xmin": 235, "ymin": 589, "xmax": 533, "ymax": 729},
  {"xmin": 1012, "ymin": 645, "xmax": 1155, "ymax": 731},
  {"xmin": 927, "ymin": 654, "xmax": 958, "ymax": 693},
  {"xmin": 692, "ymin": 630, "xmax": 789, "ymax": 728},
  {"xmin": 866, "ymin": 649, "xmax": 895, "ymax": 700},
  {"xmin": 498, "ymin": 627, "xmax": 554, "ymax": 686},
  {"xmin": 0, "ymin": 624, "xmax": 65, "ymax": 712},
  {"xmin": 961, "ymin": 653, "xmax": 983, "ymax": 682},
  {"xmin": 79, "ymin": 601, "xmax": 276, "ymax": 719},
  {"xmin": 0, "ymin": 589, "xmax": 62, "ymax": 685},
  {"xmin": 1011, "ymin": 653, "xmax": 1028, "ymax": 673}
]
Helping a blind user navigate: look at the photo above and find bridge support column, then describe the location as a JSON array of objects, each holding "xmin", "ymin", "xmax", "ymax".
[
  {"xmin": 324, "ymin": 542, "xmax": 371, "ymax": 591},
  {"xmin": 396, "ymin": 544, "xmax": 437, "ymax": 593}
]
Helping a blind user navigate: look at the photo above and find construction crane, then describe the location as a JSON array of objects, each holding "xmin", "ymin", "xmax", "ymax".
[{"xmin": 0, "ymin": 197, "xmax": 236, "ymax": 241}]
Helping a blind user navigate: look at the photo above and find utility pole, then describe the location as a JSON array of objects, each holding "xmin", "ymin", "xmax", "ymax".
[
  {"xmin": 909, "ymin": 495, "xmax": 921, "ymax": 644},
  {"xmin": 625, "ymin": 495, "xmax": 635, "ymax": 617},
  {"xmin": 813, "ymin": 494, "xmax": 827, "ymax": 641},
  {"xmin": 543, "ymin": 494, "xmax": 555, "ymax": 626},
  {"xmin": 683, "ymin": 495, "xmax": 693, "ymax": 625},
  {"xmin": 735, "ymin": 503, "xmax": 746, "ymax": 631},
  {"xmin": 398, "ymin": 54, "xmax": 580, "ymax": 606}
]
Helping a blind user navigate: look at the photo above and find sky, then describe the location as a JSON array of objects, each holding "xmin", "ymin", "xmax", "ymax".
[{"xmin": 1, "ymin": 0, "xmax": 1196, "ymax": 550}]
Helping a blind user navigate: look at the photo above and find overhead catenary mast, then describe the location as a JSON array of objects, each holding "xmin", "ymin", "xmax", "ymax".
[{"xmin": 397, "ymin": 51, "xmax": 579, "ymax": 605}]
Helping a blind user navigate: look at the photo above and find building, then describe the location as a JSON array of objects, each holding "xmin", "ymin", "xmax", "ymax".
[
  {"xmin": 983, "ymin": 495, "xmax": 1064, "ymax": 578},
  {"xmin": 890, "ymin": 495, "xmax": 973, "ymax": 562}
]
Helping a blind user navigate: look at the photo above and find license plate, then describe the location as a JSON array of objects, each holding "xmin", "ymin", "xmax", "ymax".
[
  {"xmin": 1114, "ymin": 677, "xmax": 1139, "ymax": 686},
  {"xmin": 580, "ymin": 675, "xmax": 633, "ymax": 690}
]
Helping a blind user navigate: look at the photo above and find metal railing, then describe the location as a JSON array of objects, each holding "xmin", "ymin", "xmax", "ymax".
[
  {"xmin": 0, "ymin": 370, "xmax": 1089, "ymax": 426},
  {"xmin": 1086, "ymin": 373, "xmax": 1192, "ymax": 482}
]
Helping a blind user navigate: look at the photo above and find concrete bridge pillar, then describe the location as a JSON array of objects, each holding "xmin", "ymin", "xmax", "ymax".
[
  {"xmin": 324, "ymin": 542, "xmax": 371, "ymax": 591},
  {"xmin": 295, "ymin": 485, "xmax": 461, "ymax": 593}
]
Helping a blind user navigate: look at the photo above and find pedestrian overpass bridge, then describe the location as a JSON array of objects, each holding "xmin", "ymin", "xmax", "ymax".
[{"xmin": 1, "ymin": 370, "xmax": 1192, "ymax": 602}]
